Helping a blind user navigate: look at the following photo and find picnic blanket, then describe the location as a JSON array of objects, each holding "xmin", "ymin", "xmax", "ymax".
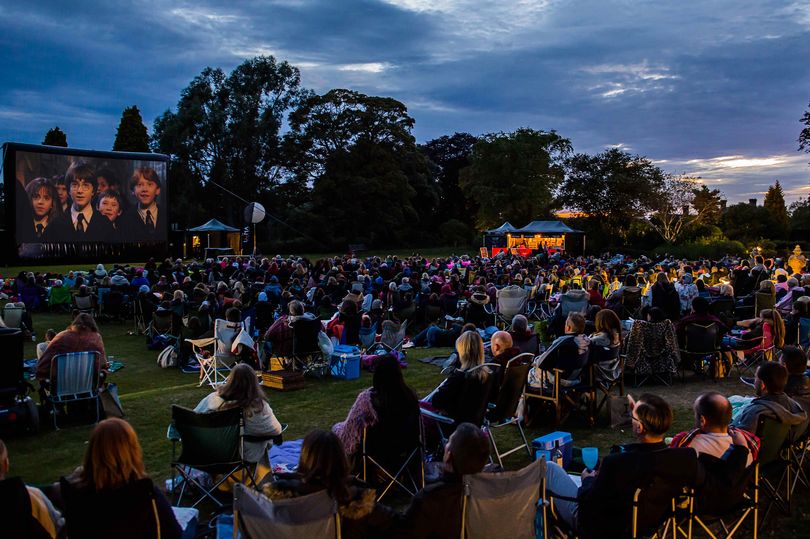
[
  {"xmin": 418, "ymin": 356, "xmax": 451, "ymax": 368},
  {"xmin": 269, "ymin": 438, "xmax": 302, "ymax": 474},
  {"xmin": 24, "ymin": 358, "xmax": 125, "ymax": 380}
]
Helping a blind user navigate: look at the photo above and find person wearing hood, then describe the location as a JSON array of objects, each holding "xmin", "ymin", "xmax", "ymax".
[
  {"xmin": 732, "ymin": 362, "xmax": 809, "ymax": 441},
  {"xmin": 651, "ymin": 272, "xmax": 681, "ymax": 321},
  {"xmin": 263, "ymin": 300, "xmax": 315, "ymax": 358},
  {"xmin": 529, "ymin": 312, "xmax": 590, "ymax": 389},
  {"xmin": 109, "ymin": 270, "xmax": 129, "ymax": 288},
  {"xmin": 93, "ymin": 264, "xmax": 107, "ymax": 282},
  {"xmin": 262, "ymin": 430, "xmax": 395, "ymax": 539}
]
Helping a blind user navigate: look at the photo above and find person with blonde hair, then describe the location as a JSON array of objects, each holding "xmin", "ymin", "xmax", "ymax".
[
  {"xmin": 422, "ymin": 330, "xmax": 491, "ymax": 425},
  {"xmin": 59, "ymin": 418, "xmax": 181, "ymax": 538}
]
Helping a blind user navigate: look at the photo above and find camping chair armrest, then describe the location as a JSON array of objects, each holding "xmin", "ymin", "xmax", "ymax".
[
  {"xmin": 167, "ymin": 423, "xmax": 180, "ymax": 442},
  {"xmin": 187, "ymin": 337, "xmax": 216, "ymax": 347},
  {"xmin": 244, "ymin": 423, "xmax": 288, "ymax": 445},
  {"xmin": 420, "ymin": 408, "xmax": 454, "ymax": 425}
]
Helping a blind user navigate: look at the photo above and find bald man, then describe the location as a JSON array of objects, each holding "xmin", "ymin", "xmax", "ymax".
[
  {"xmin": 669, "ymin": 391, "xmax": 755, "ymax": 467},
  {"xmin": 490, "ymin": 331, "xmax": 521, "ymax": 369}
]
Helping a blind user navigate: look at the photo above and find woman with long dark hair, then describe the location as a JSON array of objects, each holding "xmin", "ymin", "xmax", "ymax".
[
  {"xmin": 333, "ymin": 355, "xmax": 420, "ymax": 469},
  {"xmin": 263, "ymin": 430, "xmax": 395, "ymax": 539}
]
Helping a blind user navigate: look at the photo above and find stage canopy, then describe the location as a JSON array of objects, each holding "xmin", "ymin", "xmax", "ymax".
[
  {"xmin": 486, "ymin": 221, "xmax": 518, "ymax": 234},
  {"xmin": 188, "ymin": 219, "xmax": 240, "ymax": 233}
]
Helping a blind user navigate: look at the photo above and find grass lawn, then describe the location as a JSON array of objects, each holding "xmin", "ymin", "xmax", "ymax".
[{"xmin": 4, "ymin": 309, "xmax": 810, "ymax": 536}]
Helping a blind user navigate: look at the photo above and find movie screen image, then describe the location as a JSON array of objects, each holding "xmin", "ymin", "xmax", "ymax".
[{"xmin": 5, "ymin": 145, "xmax": 168, "ymax": 259}]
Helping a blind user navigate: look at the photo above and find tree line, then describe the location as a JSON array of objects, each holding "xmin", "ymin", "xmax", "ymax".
[{"xmin": 39, "ymin": 55, "xmax": 810, "ymax": 254}]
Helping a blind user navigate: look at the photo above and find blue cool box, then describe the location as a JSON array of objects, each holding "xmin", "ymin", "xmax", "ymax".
[
  {"xmin": 330, "ymin": 345, "xmax": 361, "ymax": 380},
  {"xmin": 532, "ymin": 431, "xmax": 573, "ymax": 468}
]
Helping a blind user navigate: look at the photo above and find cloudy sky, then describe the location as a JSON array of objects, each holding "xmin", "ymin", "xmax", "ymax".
[{"xmin": 1, "ymin": 0, "xmax": 808, "ymax": 202}]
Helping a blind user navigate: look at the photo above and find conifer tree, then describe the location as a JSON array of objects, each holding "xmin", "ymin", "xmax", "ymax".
[
  {"xmin": 42, "ymin": 127, "xmax": 68, "ymax": 147},
  {"xmin": 113, "ymin": 105, "xmax": 150, "ymax": 152}
]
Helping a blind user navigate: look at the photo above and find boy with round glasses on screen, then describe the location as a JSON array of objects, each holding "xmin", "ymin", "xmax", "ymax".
[{"xmin": 48, "ymin": 161, "xmax": 114, "ymax": 242}]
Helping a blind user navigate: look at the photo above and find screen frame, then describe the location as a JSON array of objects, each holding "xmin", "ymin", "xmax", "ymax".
[{"xmin": 2, "ymin": 141, "xmax": 171, "ymax": 263}]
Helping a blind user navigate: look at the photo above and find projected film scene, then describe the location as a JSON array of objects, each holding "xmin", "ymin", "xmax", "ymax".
[{"xmin": 11, "ymin": 147, "xmax": 168, "ymax": 258}]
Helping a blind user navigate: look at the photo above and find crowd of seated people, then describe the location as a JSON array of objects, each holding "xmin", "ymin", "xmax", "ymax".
[{"xmin": 2, "ymin": 249, "xmax": 810, "ymax": 537}]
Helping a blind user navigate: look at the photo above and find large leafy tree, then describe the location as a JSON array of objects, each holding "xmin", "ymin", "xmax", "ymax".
[
  {"xmin": 42, "ymin": 127, "xmax": 67, "ymax": 147},
  {"xmin": 113, "ymin": 106, "xmax": 150, "ymax": 152},
  {"xmin": 152, "ymin": 56, "xmax": 307, "ymax": 229},
  {"xmin": 420, "ymin": 133, "xmax": 478, "ymax": 228},
  {"xmin": 763, "ymin": 180, "xmax": 790, "ymax": 239},
  {"xmin": 558, "ymin": 148, "xmax": 666, "ymax": 242},
  {"xmin": 286, "ymin": 89, "xmax": 437, "ymax": 248},
  {"xmin": 691, "ymin": 184, "xmax": 725, "ymax": 226},
  {"xmin": 647, "ymin": 176, "xmax": 716, "ymax": 244},
  {"xmin": 790, "ymin": 197, "xmax": 810, "ymax": 237},
  {"xmin": 459, "ymin": 128, "xmax": 571, "ymax": 231},
  {"xmin": 722, "ymin": 202, "xmax": 772, "ymax": 243}
]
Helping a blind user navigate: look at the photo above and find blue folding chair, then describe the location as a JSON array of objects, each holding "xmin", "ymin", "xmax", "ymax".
[
  {"xmin": 358, "ymin": 323, "xmax": 378, "ymax": 351},
  {"xmin": 48, "ymin": 351, "xmax": 101, "ymax": 430}
]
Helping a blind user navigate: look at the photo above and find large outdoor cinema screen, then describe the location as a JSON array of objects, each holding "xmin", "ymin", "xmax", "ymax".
[{"xmin": 2, "ymin": 143, "xmax": 170, "ymax": 260}]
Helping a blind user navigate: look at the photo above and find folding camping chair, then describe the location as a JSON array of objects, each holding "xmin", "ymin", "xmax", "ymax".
[
  {"xmin": 525, "ymin": 363, "xmax": 593, "ymax": 426},
  {"xmin": 73, "ymin": 294, "xmax": 98, "ymax": 318},
  {"xmin": 358, "ymin": 322, "xmax": 378, "ymax": 352},
  {"xmin": 757, "ymin": 416, "xmax": 792, "ymax": 526},
  {"xmin": 0, "ymin": 328, "xmax": 39, "ymax": 434},
  {"xmin": 132, "ymin": 296, "xmax": 148, "ymax": 335},
  {"xmin": 168, "ymin": 405, "xmax": 251, "ymax": 509},
  {"xmin": 47, "ymin": 351, "xmax": 101, "ymax": 430},
  {"xmin": 495, "ymin": 285, "xmax": 532, "ymax": 329},
  {"xmin": 1, "ymin": 304, "xmax": 26, "ymax": 331},
  {"xmin": 369, "ymin": 320, "xmax": 408, "ymax": 356},
  {"xmin": 798, "ymin": 317, "xmax": 810, "ymax": 353},
  {"xmin": 531, "ymin": 286, "xmax": 554, "ymax": 322},
  {"xmin": 483, "ymin": 355, "xmax": 533, "ymax": 467},
  {"xmin": 624, "ymin": 319, "xmax": 679, "ymax": 387},
  {"xmin": 733, "ymin": 339, "xmax": 777, "ymax": 379},
  {"xmin": 146, "ymin": 308, "xmax": 175, "ymax": 339},
  {"xmin": 100, "ymin": 289, "xmax": 126, "ymax": 323},
  {"xmin": 420, "ymin": 364, "xmax": 497, "ymax": 457},
  {"xmin": 190, "ymin": 318, "xmax": 248, "ymax": 387},
  {"xmin": 460, "ymin": 457, "xmax": 547, "ymax": 539},
  {"xmin": 679, "ymin": 323, "xmax": 722, "ymax": 380},
  {"xmin": 360, "ymin": 410, "xmax": 423, "ymax": 501},
  {"xmin": 234, "ymin": 483, "xmax": 340, "ymax": 539},
  {"xmin": 689, "ymin": 463, "xmax": 759, "ymax": 539},
  {"xmin": 589, "ymin": 343, "xmax": 624, "ymax": 420},
  {"xmin": 289, "ymin": 317, "xmax": 327, "ymax": 375},
  {"xmin": 47, "ymin": 285, "xmax": 72, "ymax": 312}
]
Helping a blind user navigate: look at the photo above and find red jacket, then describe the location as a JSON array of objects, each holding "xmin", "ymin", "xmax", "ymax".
[
  {"xmin": 588, "ymin": 289, "xmax": 605, "ymax": 308},
  {"xmin": 36, "ymin": 329, "xmax": 108, "ymax": 380}
]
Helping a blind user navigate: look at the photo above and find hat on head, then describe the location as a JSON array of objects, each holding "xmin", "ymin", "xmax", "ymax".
[{"xmin": 470, "ymin": 291, "xmax": 490, "ymax": 305}]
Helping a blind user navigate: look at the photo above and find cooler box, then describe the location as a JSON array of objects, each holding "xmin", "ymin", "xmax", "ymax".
[
  {"xmin": 532, "ymin": 431, "xmax": 573, "ymax": 468},
  {"xmin": 330, "ymin": 344, "xmax": 361, "ymax": 380}
]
